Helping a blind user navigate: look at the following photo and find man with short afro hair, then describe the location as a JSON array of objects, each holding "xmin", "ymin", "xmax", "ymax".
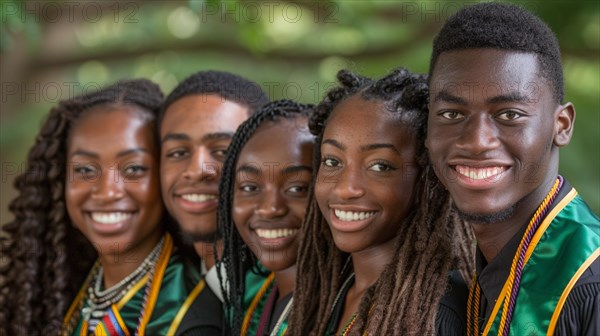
[
  {"xmin": 159, "ymin": 70, "xmax": 269, "ymax": 335},
  {"xmin": 427, "ymin": 2, "xmax": 599, "ymax": 335}
]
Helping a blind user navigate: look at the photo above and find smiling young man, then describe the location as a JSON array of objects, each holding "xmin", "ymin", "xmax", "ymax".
[
  {"xmin": 159, "ymin": 70, "xmax": 269, "ymax": 334},
  {"xmin": 426, "ymin": 3, "xmax": 599, "ymax": 335}
]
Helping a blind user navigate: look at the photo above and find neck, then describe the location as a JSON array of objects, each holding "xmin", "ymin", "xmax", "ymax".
[
  {"xmin": 100, "ymin": 232, "xmax": 163, "ymax": 288},
  {"xmin": 350, "ymin": 238, "xmax": 396, "ymax": 293},
  {"xmin": 195, "ymin": 240, "xmax": 222, "ymax": 269},
  {"xmin": 473, "ymin": 173, "xmax": 559, "ymax": 263},
  {"xmin": 274, "ymin": 265, "xmax": 297, "ymax": 304}
]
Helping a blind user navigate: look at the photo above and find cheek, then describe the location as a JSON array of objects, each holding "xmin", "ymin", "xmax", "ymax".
[
  {"xmin": 232, "ymin": 200, "xmax": 252, "ymax": 236},
  {"xmin": 160, "ymin": 165, "xmax": 180, "ymax": 189},
  {"xmin": 289, "ymin": 201, "xmax": 308, "ymax": 225},
  {"xmin": 137, "ymin": 175, "xmax": 162, "ymax": 205},
  {"xmin": 314, "ymin": 175, "xmax": 331, "ymax": 209},
  {"xmin": 65, "ymin": 182, "xmax": 86, "ymax": 226}
]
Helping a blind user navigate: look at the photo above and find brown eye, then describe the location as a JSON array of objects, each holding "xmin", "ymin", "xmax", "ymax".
[
  {"xmin": 440, "ymin": 110, "xmax": 464, "ymax": 120},
  {"xmin": 497, "ymin": 110, "xmax": 522, "ymax": 120},
  {"xmin": 322, "ymin": 157, "xmax": 340, "ymax": 168},
  {"xmin": 166, "ymin": 148, "xmax": 188, "ymax": 159}
]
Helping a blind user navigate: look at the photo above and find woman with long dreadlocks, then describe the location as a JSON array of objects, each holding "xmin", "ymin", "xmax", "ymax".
[
  {"xmin": 217, "ymin": 100, "xmax": 315, "ymax": 336},
  {"xmin": 288, "ymin": 68, "xmax": 475, "ymax": 335},
  {"xmin": 1, "ymin": 79, "xmax": 208, "ymax": 335}
]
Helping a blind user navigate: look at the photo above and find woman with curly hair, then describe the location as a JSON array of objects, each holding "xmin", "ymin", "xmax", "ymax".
[
  {"xmin": 217, "ymin": 100, "xmax": 314, "ymax": 336},
  {"xmin": 288, "ymin": 68, "xmax": 475, "ymax": 335},
  {"xmin": 1, "ymin": 79, "xmax": 206, "ymax": 335}
]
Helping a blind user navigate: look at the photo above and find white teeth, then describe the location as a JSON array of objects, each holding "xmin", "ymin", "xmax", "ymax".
[
  {"xmin": 255, "ymin": 228, "xmax": 299, "ymax": 239},
  {"xmin": 91, "ymin": 212, "xmax": 132, "ymax": 224},
  {"xmin": 334, "ymin": 209, "xmax": 376, "ymax": 222},
  {"xmin": 181, "ymin": 194, "xmax": 216, "ymax": 202},
  {"xmin": 455, "ymin": 165, "xmax": 506, "ymax": 180}
]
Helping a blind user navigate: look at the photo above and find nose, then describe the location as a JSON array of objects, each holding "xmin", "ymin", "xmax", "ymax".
[
  {"xmin": 456, "ymin": 114, "xmax": 500, "ymax": 155},
  {"xmin": 91, "ymin": 166, "xmax": 125, "ymax": 202},
  {"xmin": 332, "ymin": 165, "xmax": 365, "ymax": 200},
  {"xmin": 255, "ymin": 186, "xmax": 288, "ymax": 219},
  {"xmin": 182, "ymin": 147, "xmax": 219, "ymax": 182}
]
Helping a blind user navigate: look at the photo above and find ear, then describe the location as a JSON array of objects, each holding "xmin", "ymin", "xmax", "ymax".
[{"xmin": 553, "ymin": 102, "xmax": 575, "ymax": 147}]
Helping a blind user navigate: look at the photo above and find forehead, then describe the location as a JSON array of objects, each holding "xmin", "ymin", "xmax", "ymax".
[
  {"xmin": 68, "ymin": 106, "xmax": 156, "ymax": 152},
  {"xmin": 238, "ymin": 118, "xmax": 313, "ymax": 165},
  {"xmin": 160, "ymin": 94, "xmax": 249, "ymax": 138},
  {"xmin": 430, "ymin": 49, "xmax": 550, "ymax": 99},
  {"xmin": 325, "ymin": 95, "xmax": 415, "ymax": 144}
]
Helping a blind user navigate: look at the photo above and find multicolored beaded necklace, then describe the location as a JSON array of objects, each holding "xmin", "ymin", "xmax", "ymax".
[
  {"xmin": 62, "ymin": 234, "xmax": 173, "ymax": 336},
  {"xmin": 466, "ymin": 176, "xmax": 564, "ymax": 336}
]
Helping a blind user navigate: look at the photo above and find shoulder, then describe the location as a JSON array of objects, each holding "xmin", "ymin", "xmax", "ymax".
[
  {"xmin": 176, "ymin": 283, "xmax": 224, "ymax": 336},
  {"xmin": 435, "ymin": 270, "xmax": 468, "ymax": 336}
]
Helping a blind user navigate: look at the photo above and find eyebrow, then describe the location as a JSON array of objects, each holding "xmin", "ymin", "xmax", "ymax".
[
  {"xmin": 161, "ymin": 132, "xmax": 234, "ymax": 144},
  {"xmin": 323, "ymin": 139, "xmax": 400, "ymax": 155},
  {"xmin": 237, "ymin": 165, "xmax": 261, "ymax": 176},
  {"xmin": 322, "ymin": 139, "xmax": 345, "ymax": 150},
  {"xmin": 283, "ymin": 165, "xmax": 312, "ymax": 175},
  {"xmin": 433, "ymin": 90, "xmax": 467, "ymax": 105},
  {"xmin": 486, "ymin": 92, "xmax": 530, "ymax": 104},
  {"xmin": 360, "ymin": 143, "xmax": 400, "ymax": 155},
  {"xmin": 70, "ymin": 148, "xmax": 150, "ymax": 158},
  {"xmin": 237, "ymin": 164, "xmax": 312, "ymax": 176}
]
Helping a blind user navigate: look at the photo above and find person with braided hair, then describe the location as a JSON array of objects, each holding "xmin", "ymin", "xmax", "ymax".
[
  {"xmin": 1, "ymin": 79, "xmax": 206, "ymax": 335},
  {"xmin": 159, "ymin": 71, "xmax": 270, "ymax": 333},
  {"xmin": 288, "ymin": 68, "xmax": 474, "ymax": 335},
  {"xmin": 426, "ymin": 3, "xmax": 599, "ymax": 335},
  {"xmin": 216, "ymin": 100, "xmax": 314, "ymax": 336}
]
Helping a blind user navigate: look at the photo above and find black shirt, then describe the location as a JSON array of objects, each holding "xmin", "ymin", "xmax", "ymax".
[{"xmin": 176, "ymin": 281, "xmax": 223, "ymax": 336}]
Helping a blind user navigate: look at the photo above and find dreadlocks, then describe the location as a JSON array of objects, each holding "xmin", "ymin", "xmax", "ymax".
[
  {"xmin": 216, "ymin": 99, "xmax": 314, "ymax": 336},
  {"xmin": 0, "ymin": 79, "xmax": 171, "ymax": 335},
  {"xmin": 288, "ymin": 68, "xmax": 475, "ymax": 335}
]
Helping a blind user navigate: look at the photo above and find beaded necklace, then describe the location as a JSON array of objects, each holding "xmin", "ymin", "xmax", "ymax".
[
  {"xmin": 466, "ymin": 176, "xmax": 563, "ymax": 336},
  {"xmin": 62, "ymin": 234, "xmax": 173, "ymax": 336},
  {"xmin": 84, "ymin": 237, "xmax": 164, "ymax": 330},
  {"xmin": 327, "ymin": 272, "xmax": 356, "ymax": 336}
]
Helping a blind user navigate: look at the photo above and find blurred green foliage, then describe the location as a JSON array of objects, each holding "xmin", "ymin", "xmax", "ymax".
[{"xmin": 1, "ymin": 0, "xmax": 598, "ymax": 217}]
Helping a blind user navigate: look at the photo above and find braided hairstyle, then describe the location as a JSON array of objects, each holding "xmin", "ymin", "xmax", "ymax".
[
  {"xmin": 0, "ymin": 79, "xmax": 169, "ymax": 335},
  {"xmin": 216, "ymin": 99, "xmax": 314, "ymax": 336},
  {"xmin": 288, "ymin": 68, "xmax": 475, "ymax": 335},
  {"xmin": 159, "ymin": 70, "xmax": 270, "ymax": 124}
]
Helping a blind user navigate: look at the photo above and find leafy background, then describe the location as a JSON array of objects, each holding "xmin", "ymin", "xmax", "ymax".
[{"xmin": 1, "ymin": 0, "xmax": 598, "ymax": 224}]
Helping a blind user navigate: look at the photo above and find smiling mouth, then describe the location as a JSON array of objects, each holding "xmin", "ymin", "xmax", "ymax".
[
  {"xmin": 334, "ymin": 209, "xmax": 377, "ymax": 222},
  {"xmin": 454, "ymin": 165, "xmax": 507, "ymax": 180},
  {"xmin": 90, "ymin": 212, "xmax": 133, "ymax": 225},
  {"xmin": 180, "ymin": 194, "xmax": 216, "ymax": 202},
  {"xmin": 255, "ymin": 228, "xmax": 299, "ymax": 239}
]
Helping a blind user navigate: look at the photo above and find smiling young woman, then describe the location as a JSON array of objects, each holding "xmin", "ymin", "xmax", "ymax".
[
  {"xmin": 288, "ymin": 68, "xmax": 475, "ymax": 336},
  {"xmin": 217, "ymin": 100, "xmax": 314, "ymax": 336},
  {"xmin": 0, "ymin": 79, "xmax": 207, "ymax": 336}
]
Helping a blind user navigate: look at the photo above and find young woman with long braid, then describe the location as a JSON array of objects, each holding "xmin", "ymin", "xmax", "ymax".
[
  {"xmin": 217, "ymin": 100, "xmax": 314, "ymax": 336},
  {"xmin": 1, "ymin": 79, "xmax": 208, "ymax": 335},
  {"xmin": 288, "ymin": 68, "xmax": 474, "ymax": 335}
]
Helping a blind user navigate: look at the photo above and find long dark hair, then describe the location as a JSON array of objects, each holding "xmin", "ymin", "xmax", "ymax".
[
  {"xmin": 288, "ymin": 68, "xmax": 475, "ymax": 335},
  {"xmin": 216, "ymin": 99, "xmax": 313, "ymax": 336},
  {"xmin": 0, "ymin": 79, "xmax": 172, "ymax": 335}
]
